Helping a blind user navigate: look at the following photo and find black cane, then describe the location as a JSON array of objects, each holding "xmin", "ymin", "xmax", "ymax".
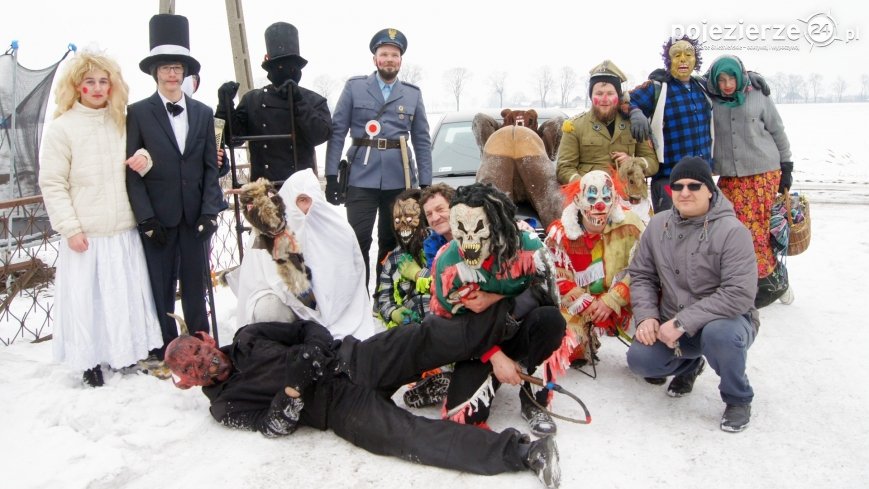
[
  {"xmin": 220, "ymin": 89, "xmax": 246, "ymax": 263},
  {"xmin": 202, "ymin": 240, "xmax": 220, "ymax": 346}
]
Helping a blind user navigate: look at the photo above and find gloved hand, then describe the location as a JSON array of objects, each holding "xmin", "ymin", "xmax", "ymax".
[
  {"xmin": 261, "ymin": 391, "xmax": 305, "ymax": 437},
  {"xmin": 648, "ymin": 68, "xmax": 668, "ymax": 83},
  {"xmin": 138, "ymin": 218, "xmax": 167, "ymax": 246},
  {"xmin": 390, "ymin": 307, "xmax": 413, "ymax": 325},
  {"xmin": 325, "ymin": 175, "xmax": 341, "ymax": 205},
  {"xmin": 397, "ymin": 255, "xmax": 422, "ymax": 282},
  {"xmin": 284, "ymin": 344, "xmax": 327, "ymax": 394},
  {"xmin": 218, "ymin": 81, "xmax": 240, "ymax": 103},
  {"xmin": 195, "ymin": 214, "xmax": 218, "ymax": 240},
  {"xmin": 779, "ymin": 161, "xmax": 794, "ymax": 194},
  {"xmin": 747, "ymin": 71, "xmax": 771, "ymax": 97},
  {"xmin": 276, "ymin": 79, "xmax": 302, "ymax": 102},
  {"xmin": 629, "ymin": 108, "xmax": 651, "ymax": 142}
]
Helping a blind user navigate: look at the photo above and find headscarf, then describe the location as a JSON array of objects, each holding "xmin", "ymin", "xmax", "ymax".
[{"xmin": 710, "ymin": 56, "xmax": 746, "ymax": 107}]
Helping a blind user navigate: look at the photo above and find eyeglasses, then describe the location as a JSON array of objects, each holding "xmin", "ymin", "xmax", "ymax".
[
  {"xmin": 158, "ymin": 65, "xmax": 185, "ymax": 74},
  {"xmin": 670, "ymin": 182, "xmax": 704, "ymax": 192}
]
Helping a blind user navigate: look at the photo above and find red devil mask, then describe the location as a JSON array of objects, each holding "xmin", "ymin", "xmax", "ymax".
[{"xmin": 164, "ymin": 332, "xmax": 232, "ymax": 389}]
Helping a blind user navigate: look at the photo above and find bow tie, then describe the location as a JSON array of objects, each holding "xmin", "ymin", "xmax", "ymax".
[{"xmin": 166, "ymin": 102, "xmax": 184, "ymax": 117}]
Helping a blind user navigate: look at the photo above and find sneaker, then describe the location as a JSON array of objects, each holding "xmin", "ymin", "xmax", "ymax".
[
  {"xmin": 779, "ymin": 286, "xmax": 795, "ymax": 305},
  {"xmin": 720, "ymin": 403, "xmax": 752, "ymax": 432},
  {"xmin": 82, "ymin": 365, "xmax": 104, "ymax": 387},
  {"xmin": 403, "ymin": 372, "xmax": 451, "ymax": 408},
  {"xmin": 525, "ymin": 436, "xmax": 561, "ymax": 488},
  {"xmin": 521, "ymin": 401, "xmax": 558, "ymax": 437},
  {"xmin": 667, "ymin": 358, "xmax": 705, "ymax": 398},
  {"xmin": 644, "ymin": 377, "xmax": 666, "ymax": 385}
]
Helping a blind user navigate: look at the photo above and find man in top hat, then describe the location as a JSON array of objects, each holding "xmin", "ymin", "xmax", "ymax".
[
  {"xmin": 555, "ymin": 60, "xmax": 659, "ymax": 223},
  {"xmin": 324, "ymin": 28, "xmax": 433, "ymax": 287},
  {"xmin": 126, "ymin": 13, "xmax": 227, "ymax": 359},
  {"xmin": 216, "ymin": 22, "xmax": 332, "ymax": 184}
]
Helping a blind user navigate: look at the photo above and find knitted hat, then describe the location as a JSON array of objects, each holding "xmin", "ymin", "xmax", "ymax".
[{"xmin": 669, "ymin": 157, "xmax": 716, "ymax": 194}]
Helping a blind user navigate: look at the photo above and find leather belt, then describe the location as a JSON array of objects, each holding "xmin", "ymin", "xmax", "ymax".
[{"xmin": 351, "ymin": 137, "xmax": 401, "ymax": 150}]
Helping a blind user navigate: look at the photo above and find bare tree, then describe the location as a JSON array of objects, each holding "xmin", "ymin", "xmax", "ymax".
[
  {"xmin": 807, "ymin": 73, "xmax": 824, "ymax": 103},
  {"xmin": 312, "ymin": 74, "xmax": 338, "ymax": 105},
  {"xmin": 402, "ymin": 63, "xmax": 423, "ymax": 86},
  {"xmin": 832, "ymin": 76, "xmax": 848, "ymax": 102},
  {"xmin": 576, "ymin": 75, "xmax": 590, "ymax": 108},
  {"xmin": 559, "ymin": 66, "xmax": 577, "ymax": 108},
  {"xmin": 443, "ymin": 67, "xmax": 472, "ymax": 111},
  {"xmin": 488, "ymin": 71, "xmax": 507, "ymax": 108},
  {"xmin": 532, "ymin": 66, "xmax": 555, "ymax": 108},
  {"xmin": 786, "ymin": 74, "xmax": 805, "ymax": 103},
  {"xmin": 770, "ymin": 72, "xmax": 788, "ymax": 103},
  {"xmin": 861, "ymin": 74, "xmax": 869, "ymax": 101}
]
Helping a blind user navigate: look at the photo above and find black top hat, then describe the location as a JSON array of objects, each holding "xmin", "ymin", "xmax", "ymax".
[
  {"xmin": 139, "ymin": 14, "xmax": 201, "ymax": 76},
  {"xmin": 262, "ymin": 22, "xmax": 308, "ymax": 70},
  {"xmin": 369, "ymin": 28, "xmax": 407, "ymax": 55}
]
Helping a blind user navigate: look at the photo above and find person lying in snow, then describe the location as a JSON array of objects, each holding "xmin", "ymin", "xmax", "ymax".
[{"xmin": 164, "ymin": 310, "xmax": 561, "ymax": 488}]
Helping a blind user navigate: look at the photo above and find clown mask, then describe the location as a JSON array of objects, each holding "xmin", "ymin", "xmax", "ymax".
[
  {"xmin": 669, "ymin": 40, "xmax": 696, "ymax": 81},
  {"xmin": 392, "ymin": 197, "xmax": 425, "ymax": 249},
  {"xmin": 450, "ymin": 203, "xmax": 491, "ymax": 268},
  {"xmin": 576, "ymin": 170, "xmax": 615, "ymax": 228}
]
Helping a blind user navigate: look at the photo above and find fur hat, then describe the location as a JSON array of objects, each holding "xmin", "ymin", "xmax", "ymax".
[
  {"xmin": 139, "ymin": 14, "xmax": 200, "ymax": 76},
  {"xmin": 588, "ymin": 60, "xmax": 627, "ymax": 100},
  {"xmin": 370, "ymin": 28, "xmax": 407, "ymax": 54},
  {"xmin": 262, "ymin": 22, "xmax": 308, "ymax": 70},
  {"xmin": 669, "ymin": 157, "xmax": 716, "ymax": 194}
]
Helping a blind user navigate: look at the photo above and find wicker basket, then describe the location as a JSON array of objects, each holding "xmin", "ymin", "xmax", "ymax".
[{"xmin": 782, "ymin": 191, "xmax": 811, "ymax": 256}]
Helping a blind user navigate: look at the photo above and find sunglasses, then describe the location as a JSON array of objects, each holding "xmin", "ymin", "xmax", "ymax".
[{"xmin": 671, "ymin": 182, "xmax": 704, "ymax": 192}]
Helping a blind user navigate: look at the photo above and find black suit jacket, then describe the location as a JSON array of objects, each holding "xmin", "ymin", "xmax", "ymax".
[{"xmin": 126, "ymin": 92, "xmax": 225, "ymax": 227}]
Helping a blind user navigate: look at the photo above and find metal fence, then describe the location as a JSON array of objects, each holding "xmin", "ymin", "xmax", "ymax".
[{"xmin": 0, "ymin": 163, "xmax": 251, "ymax": 346}]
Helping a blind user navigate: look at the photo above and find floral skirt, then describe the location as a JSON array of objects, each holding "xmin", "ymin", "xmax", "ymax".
[{"xmin": 717, "ymin": 170, "xmax": 781, "ymax": 278}]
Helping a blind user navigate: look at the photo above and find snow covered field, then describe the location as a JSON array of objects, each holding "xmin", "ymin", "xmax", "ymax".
[{"xmin": 2, "ymin": 103, "xmax": 868, "ymax": 489}]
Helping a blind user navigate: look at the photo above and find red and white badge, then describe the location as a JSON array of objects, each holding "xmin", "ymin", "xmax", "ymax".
[{"xmin": 365, "ymin": 120, "xmax": 381, "ymax": 137}]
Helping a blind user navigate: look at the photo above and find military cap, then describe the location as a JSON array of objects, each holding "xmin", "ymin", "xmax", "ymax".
[
  {"xmin": 370, "ymin": 28, "xmax": 407, "ymax": 55},
  {"xmin": 588, "ymin": 60, "xmax": 627, "ymax": 99}
]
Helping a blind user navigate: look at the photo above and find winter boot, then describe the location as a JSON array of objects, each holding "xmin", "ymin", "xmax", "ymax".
[
  {"xmin": 83, "ymin": 365, "xmax": 104, "ymax": 387},
  {"xmin": 520, "ymin": 386, "xmax": 557, "ymax": 437},
  {"xmin": 720, "ymin": 403, "xmax": 752, "ymax": 433},
  {"xmin": 644, "ymin": 376, "xmax": 666, "ymax": 385},
  {"xmin": 667, "ymin": 358, "xmax": 705, "ymax": 398},
  {"xmin": 403, "ymin": 371, "xmax": 452, "ymax": 408},
  {"xmin": 524, "ymin": 436, "xmax": 561, "ymax": 488}
]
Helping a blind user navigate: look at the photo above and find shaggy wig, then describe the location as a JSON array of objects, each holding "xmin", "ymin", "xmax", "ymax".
[
  {"xmin": 54, "ymin": 50, "xmax": 129, "ymax": 131},
  {"xmin": 661, "ymin": 35, "xmax": 704, "ymax": 73},
  {"xmin": 451, "ymin": 183, "xmax": 519, "ymax": 269},
  {"xmin": 392, "ymin": 187, "xmax": 428, "ymax": 262}
]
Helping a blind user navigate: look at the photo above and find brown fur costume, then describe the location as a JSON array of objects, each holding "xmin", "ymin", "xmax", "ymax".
[
  {"xmin": 472, "ymin": 109, "xmax": 564, "ymax": 161},
  {"xmin": 237, "ymin": 178, "xmax": 312, "ymax": 296},
  {"xmin": 475, "ymin": 125, "xmax": 563, "ymax": 228}
]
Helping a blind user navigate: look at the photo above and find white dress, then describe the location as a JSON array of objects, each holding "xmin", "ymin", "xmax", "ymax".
[{"xmin": 39, "ymin": 103, "xmax": 162, "ymax": 370}]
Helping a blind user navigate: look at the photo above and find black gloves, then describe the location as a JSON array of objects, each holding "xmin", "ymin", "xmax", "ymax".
[
  {"xmin": 747, "ymin": 71, "xmax": 771, "ymax": 97},
  {"xmin": 648, "ymin": 68, "xmax": 668, "ymax": 83},
  {"xmin": 629, "ymin": 108, "xmax": 651, "ymax": 142},
  {"xmin": 325, "ymin": 175, "xmax": 342, "ymax": 205},
  {"xmin": 779, "ymin": 161, "xmax": 794, "ymax": 194},
  {"xmin": 276, "ymin": 79, "xmax": 302, "ymax": 102},
  {"xmin": 138, "ymin": 218, "xmax": 167, "ymax": 246},
  {"xmin": 284, "ymin": 344, "xmax": 328, "ymax": 394},
  {"xmin": 195, "ymin": 214, "xmax": 218, "ymax": 240},
  {"xmin": 260, "ymin": 391, "xmax": 305, "ymax": 438},
  {"xmin": 218, "ymin": 81, "xmax": 240, "ymax": 103}
]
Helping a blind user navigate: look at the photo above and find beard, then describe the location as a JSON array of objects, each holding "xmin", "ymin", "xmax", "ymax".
[
  {"xmin": 377, "ymin": 66, "xmax": 400, "ymax": 82},
  {"xmin": 592, "ymin": 104, "xmax": 617, "ymax": 124}
]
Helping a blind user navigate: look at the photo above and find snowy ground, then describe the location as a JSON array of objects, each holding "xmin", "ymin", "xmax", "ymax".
[{"xmin": 2, "ymin": 103, "xmax": 869, "ymax": 488}]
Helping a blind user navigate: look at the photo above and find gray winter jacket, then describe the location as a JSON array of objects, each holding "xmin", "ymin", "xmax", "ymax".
[{"xmin": 628, "ymin": 193, "xmax": 759, "ymax": 336}]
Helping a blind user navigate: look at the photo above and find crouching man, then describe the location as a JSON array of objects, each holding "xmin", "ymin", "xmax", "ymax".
[
  {"xmin": 626, "ymin": 157, "xmax": 759, "ymax": 433},
  {"xmin": 164, "ymin": 305, "xmax": 561, "ymax": 487}
]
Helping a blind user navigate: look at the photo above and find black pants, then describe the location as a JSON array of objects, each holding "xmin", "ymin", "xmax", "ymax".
[
  {"xmin": 345, "ymin": 186, "xmax": 403, "ymax": 287},
  {"xmin": 326, "ymin": 300, "xmax": 528, "ymax": 475},
  {"xmin": 140, "ymin": 221, "xmax": 209, "ymax": 357},
  {"xmin": 444, "ymin": 305, "xmax": 566, "ymax": 424}
]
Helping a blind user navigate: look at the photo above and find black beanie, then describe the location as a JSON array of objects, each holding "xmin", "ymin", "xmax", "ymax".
[
  {"xmin": 589, "ymin": 75, "xmax": 623, "ymax": 101},
  {"xmin": 670, "ymin": 157, "xmax": 716, "ymax": 194}
]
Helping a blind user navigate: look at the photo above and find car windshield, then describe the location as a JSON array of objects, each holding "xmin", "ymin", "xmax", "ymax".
[{"xmin": 431, "ymin": 121, "xmax": 481, "ymax": 176}]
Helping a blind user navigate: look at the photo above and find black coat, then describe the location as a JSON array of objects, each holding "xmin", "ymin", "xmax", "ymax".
[{"xmin": 217, "ymin": 84, "xmax": 332, "ymax": 182}]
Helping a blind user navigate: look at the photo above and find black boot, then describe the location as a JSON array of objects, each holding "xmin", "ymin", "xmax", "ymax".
[
  {"xmin": 83, "ymin": 365, "xmax": 104, "ymax": 387},
  {"xmin": 524, "ymin": 436, "xmax": 561, "ymax": 488},
  {"xmin": 667, "ymin": 358, "xmax": 705, "ymax": 397}
]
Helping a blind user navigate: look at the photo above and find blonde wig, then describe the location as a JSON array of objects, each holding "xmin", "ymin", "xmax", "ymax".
[{"xmin": 53, "ymin": 51, "xmax": 129, "ymax": 131}]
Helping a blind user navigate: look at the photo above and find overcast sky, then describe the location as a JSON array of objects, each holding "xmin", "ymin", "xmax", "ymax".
[{"xmin": 4, "ymin": 0, "xmax": 867, "ymax": 111}]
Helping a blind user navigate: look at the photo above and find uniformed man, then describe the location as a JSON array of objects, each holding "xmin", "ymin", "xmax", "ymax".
[
  {"xmin": 556, "ymin": 60, "xmax": 659, "ymax": 210},
  {"xmin": 324, "ymin": 28, "xmax": 433, "ymax": 287},
  {"xmin": 216, "ymin": 22, "xmax": 332, "ymax": 184}
]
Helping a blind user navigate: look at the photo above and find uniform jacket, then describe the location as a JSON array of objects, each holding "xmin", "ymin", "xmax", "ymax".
[
  {"xmin": 555, "ymin": 111, "xmax": 659, "ymax": 184},
  {"xmin": 324, "ymin": 73, "xmax": 432, "ymax": 190},
  {"xmin": 216, "ymin": 84, "xmax": 332, "ymax": 182},
  {"xmin": 40, "ymin": 103, "xmax": 136, "ymax": 238},
  {"xmin": 126, "ymin": 92, "xmax": 226, "ymax": 227},
  {"xmin": 627, "ymin": 193, "xmax": 759, "ymax": 336}
]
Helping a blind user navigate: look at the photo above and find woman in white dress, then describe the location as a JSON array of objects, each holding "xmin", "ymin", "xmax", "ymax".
[{"xmin": 39, "ymin": 51, "xmax": 162, "ymax": 387}]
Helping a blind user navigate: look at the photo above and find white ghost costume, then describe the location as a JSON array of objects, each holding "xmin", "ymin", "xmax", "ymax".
[{"xmin": 233, "ymin": 169, "xmax": 379, "ymax": 340}]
